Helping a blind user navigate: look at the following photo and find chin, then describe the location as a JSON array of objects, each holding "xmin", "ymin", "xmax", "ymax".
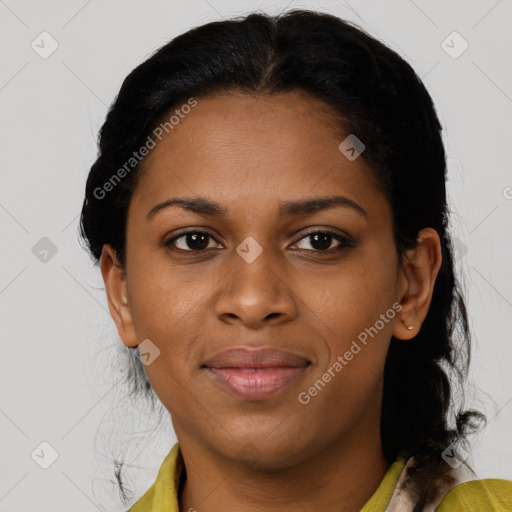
[{"xmin": 222, "ymin": 436, "xmax": 313, "ymax": 471}]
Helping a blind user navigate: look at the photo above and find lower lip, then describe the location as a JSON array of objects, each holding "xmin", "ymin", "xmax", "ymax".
[{"xmin": 206, "ymin": 366, "xmax": 309, "ymax": 399}]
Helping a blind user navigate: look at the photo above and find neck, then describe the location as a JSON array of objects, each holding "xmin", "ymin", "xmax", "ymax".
[{"xmin": 176, "ymin": 423, "xmax": 389, "ymax": 512}]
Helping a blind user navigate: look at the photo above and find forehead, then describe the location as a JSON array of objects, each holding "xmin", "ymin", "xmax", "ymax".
[{"xmin": 129, "ymin": 91, "xmax": 386, "ymax": 221}]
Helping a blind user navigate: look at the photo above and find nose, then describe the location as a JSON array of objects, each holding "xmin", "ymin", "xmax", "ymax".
[{"xmin": 214, "ymin": 247, "xmax": 298, "ymax": 329}]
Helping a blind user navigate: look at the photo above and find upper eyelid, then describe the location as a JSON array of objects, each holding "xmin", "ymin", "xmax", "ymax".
[{"xmin": 168, "ymin": 231, "xmax": 221, "ymax": 250}]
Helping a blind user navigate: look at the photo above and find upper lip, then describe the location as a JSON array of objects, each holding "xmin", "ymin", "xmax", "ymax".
[{"xmin": 202, "ymin": 347, "xmax": 311, "ymax": 369}]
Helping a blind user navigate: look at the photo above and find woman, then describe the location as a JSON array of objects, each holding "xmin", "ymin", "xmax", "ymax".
[{"xmin": 79, "ymin": 9, "xmax": 512, "ymax": 512}]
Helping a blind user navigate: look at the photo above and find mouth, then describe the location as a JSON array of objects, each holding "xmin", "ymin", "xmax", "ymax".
[{"xmin": 202, "ymin": 347, "xmax": 311, "ymax": 400}]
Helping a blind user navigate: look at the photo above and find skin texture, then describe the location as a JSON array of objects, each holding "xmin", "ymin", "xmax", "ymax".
[{"xmin": 100, "ymin": 90, "xmax": 442, "ymax": 512}]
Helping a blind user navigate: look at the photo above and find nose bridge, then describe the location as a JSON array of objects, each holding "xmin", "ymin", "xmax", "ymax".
[
  {"xmin": 215, "ymin": 235, "xmax": 296, "ymax": 325},
  {"xmin": 231, "ymin": 235, "xmax": 281, "ymax": 298}
]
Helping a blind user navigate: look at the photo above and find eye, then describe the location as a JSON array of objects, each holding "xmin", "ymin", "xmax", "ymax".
[
  {"xmin": 165, "ymin": 229, "xmax": 355, "ymax": 255},
  {"xmin": 165, "ymin": 231, "xmax": 222, "ymax": 252},
  {"xmin": 291, "ymin": 230, "xmax": 354, "ymax": 254}
]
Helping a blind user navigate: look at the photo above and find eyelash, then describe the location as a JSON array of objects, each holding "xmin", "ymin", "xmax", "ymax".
[{"xmin": 164, "ymin": 229, "xmax": 355, "ymax": 255}]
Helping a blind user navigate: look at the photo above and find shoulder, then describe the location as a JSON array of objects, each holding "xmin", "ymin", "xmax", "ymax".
[
  {"xmin": 127, "ymin": 485, "xmax": 156, "ymax": 512},
  {"xmin": 436, "ymin": 477, "xmax": 512, "ymax": 511}
]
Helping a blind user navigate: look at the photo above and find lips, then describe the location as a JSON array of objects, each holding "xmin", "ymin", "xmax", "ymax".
[{"xmin": 202, "ymin": 347, "xmax": 311, "ymax": 399}]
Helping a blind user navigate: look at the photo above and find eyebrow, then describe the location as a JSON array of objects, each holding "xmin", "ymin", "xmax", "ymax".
[{"xmin": 146, "ymin": 195, "xmax": 367, "ymax": 220}]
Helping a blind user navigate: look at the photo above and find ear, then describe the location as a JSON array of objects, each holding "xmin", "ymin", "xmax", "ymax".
[
  {"xmin": 99, "ymin": 244, "xmax": 138, "ymax": 348},
  {"xmin": 392, "ymin": 227, "xmax": 443, "ymax": 340}
]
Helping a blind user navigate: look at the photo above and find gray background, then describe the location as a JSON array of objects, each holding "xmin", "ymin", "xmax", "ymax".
[{"xmin": 1, "ymin": 0, "xmax": 511, "ymax": 510}]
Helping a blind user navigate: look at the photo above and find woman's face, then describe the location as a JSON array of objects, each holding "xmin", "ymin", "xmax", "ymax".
[{"xmin": 102, "ymin": 90, "xmax": 429, "ymax": 468}]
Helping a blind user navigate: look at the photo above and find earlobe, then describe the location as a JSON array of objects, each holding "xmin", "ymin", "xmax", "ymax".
[
  {"xmin": 99, "ymin": 244, "xmax": 138, "ymax": 348},
  {"xmin": 392, "ymin": 228, "xmax": 442, "ymax": 341}
]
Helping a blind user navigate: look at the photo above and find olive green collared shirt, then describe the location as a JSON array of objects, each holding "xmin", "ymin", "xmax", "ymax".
[{"xmin": 128, "ymin": 443, "xmax": 512, "ymax": 511}]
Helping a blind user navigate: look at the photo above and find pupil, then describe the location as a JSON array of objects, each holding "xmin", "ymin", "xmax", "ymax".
[
  {"xmin": 187, "ymin": 233, "xmax": 209, "ymax": 250},
  {"xmin": 311, "ymin": 233, "xmax": 331, "ymax": 250}
]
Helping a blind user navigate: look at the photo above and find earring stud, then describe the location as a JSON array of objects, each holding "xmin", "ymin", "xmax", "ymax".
[{"xmin": 402, "ymin": 319, "xmax": 414, "ymax": 330}]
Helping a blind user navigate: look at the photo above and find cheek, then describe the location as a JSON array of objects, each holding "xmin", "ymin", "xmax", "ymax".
[
  {"xmin": 128, "ymin": 261, "xmax": 199, "ymax": 334},
  {"xmin": 297, "ymin": 249, "xmax": 397, "ymax": 395},
  {"xmin": 302, "ymin": 251, "xmax": 398, "ymax": 342},
  {"xmin": 126, "ymin": 266, "xmax": 205, "ymax": 402},
  {"xmin": 297, "ymin": 285, "xmax": 393, "ymax": 432}
]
